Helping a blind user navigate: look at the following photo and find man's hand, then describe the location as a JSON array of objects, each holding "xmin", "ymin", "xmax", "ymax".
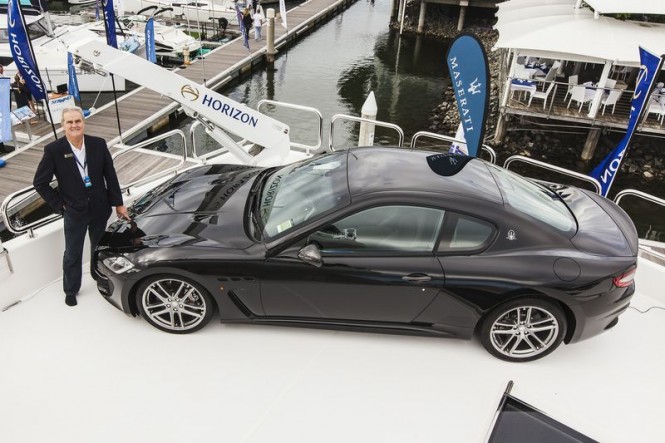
[{"xmin": 116, "ymin": 205, "xmax": 130, "ymax": 220}]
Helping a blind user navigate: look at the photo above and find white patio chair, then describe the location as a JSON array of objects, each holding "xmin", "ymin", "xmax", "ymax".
[
  {"xmin": 527, "ymin": 81, "xmax": 556, "ymax": 110},
  {"xmin": 567, "ymin": 85, "xmax": 593, "ymax": 112},
  {"xmin": 645, "ymin": 99, "xmax": 665, "ymax": 125},
  {"xmin": 564, "ymin": 75, "xmax": 578, "ymax": 102},
  {"xmin": 534, "ymin": 67, "xmax": 557, "ymax": 90},
  {"xmin": 601, "ymin": 84, "xmax": 626, "ymax": 115}
]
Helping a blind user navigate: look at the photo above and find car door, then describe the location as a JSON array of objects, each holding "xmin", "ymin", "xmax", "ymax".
[{"xmin": 260, "ymin": 205, "xmax": 446, "ymax": 323}]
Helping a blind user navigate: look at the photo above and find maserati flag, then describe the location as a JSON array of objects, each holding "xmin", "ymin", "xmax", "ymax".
[
  {"xmin": 0, "ymin": 78, "xmax": 11, "ymax": 143},
  {"xmin": 445, "ymin": 33, "xmax": 490, "ymax": 157},
  {"xmin": 103, "ymin": 0, "xmax": 118, "ymax": 48},
  {"xmin": 146, "ymin": 17, "xmax": 156, "ymax": 63},
  {"xmin": 590, "ymin": 47, "xmax": 664, "ymax": 197},
  {"xmin": 67, "ymin": 52, "xmax": 80, "ymax": 102},
  {"xmin": 7, "ymin": 0, "xmax": 46, "ymax": 100}
]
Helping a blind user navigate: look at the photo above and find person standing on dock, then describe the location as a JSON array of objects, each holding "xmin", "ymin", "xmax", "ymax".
[
  {"xmin": 33, "ymin": 106, "xmax": 129, "ymax": 307},
  {"xmin": 253, "ymin": 8, "xmax": 265, "ymax": 41},
  {"xmin": 242, "ymin": 8, "xmax": 253, "ymax": 41}
]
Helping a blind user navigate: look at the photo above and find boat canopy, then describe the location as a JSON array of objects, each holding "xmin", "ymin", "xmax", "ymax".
[{"xmin": 494, "ymin": 0, "xmax": 665, "ymax": 66}]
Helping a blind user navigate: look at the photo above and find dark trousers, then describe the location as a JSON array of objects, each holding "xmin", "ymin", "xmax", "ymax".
[{"xmin": 62, "ymin": 211, "xmax": 108, "ymax": 296}]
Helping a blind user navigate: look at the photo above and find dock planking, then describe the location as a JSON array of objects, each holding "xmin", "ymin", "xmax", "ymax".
[{"xmin": 0, "ymin": 0, "xmax": 358, "ymax": 204}]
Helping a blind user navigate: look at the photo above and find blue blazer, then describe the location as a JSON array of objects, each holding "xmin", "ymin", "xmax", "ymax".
[{"xmin": 33, "ymin": 135, "xmax": 124, "ymax": 221}]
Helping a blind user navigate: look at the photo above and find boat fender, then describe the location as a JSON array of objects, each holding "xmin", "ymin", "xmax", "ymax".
[{"xmin": 0, "ymin": 159, "xmax": 6, "ymax": 168}]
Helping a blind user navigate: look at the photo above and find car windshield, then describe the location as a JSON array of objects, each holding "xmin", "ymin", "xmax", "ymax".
[
  {"xmin": 487, "ymin": 164, "xmax": 576, "ymax": 233},
  {"xmin": 257, "ymin": 152, "xmax": 350, "ymax": 238}
]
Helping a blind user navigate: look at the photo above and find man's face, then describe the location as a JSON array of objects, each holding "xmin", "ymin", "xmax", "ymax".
[{"xmin": 62, "ymin": 111, "xmax": 85, "ymax": 140}]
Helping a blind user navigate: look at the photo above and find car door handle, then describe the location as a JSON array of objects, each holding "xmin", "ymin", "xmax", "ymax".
[{"xmin": 402, "ymin": 274, "xmax": 432, "ymax": 283}]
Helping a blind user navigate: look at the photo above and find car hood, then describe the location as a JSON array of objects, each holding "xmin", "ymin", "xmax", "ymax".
[
  {"xmin": 101, "ymin": 164, "xmax": 261, "ymax": 251},
  {"xmin": 557, "ymin": 186, "xmax": 638, "ymax": 257}
]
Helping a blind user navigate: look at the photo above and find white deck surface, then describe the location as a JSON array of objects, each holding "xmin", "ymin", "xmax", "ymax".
[{"xmin": 1, "ymin": 266, "xmax": 664, "ymax": 443}]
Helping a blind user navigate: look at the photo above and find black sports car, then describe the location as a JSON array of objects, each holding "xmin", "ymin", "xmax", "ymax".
[{"xmin": 94, "ymin": 148, "xmax": 638, "ymax": 362}]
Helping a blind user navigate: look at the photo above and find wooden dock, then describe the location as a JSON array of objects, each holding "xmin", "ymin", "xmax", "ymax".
[{"xmin": 0, "ymin": 0, "xmax": 358, "ymax": 204}]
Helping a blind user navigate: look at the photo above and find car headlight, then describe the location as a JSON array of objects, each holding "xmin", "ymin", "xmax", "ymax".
[{"xmin": 102, "ymin": 256, "xmax": 135, "ymax": 274}]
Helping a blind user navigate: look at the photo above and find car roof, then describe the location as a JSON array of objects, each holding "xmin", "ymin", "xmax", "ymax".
[{"xmin": 346, "ymin": 148, "xmax": 503, "ymax": 204}]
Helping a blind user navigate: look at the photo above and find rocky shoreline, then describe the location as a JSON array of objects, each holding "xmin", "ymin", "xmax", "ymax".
[{"xmin": 392, "ymin": 7, "xmax": 664, "ymax": 198}]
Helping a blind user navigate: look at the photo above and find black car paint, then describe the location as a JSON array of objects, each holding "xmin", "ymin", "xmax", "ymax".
[{"xmin": 95, "ymin": 148, "xmax": 637, "ymax": 346}]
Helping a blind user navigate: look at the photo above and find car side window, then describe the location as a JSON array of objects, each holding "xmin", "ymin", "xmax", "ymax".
[
  {"xmin": 309, "ymin": 205, "xmax": 445, "ymax": 254},
  {"xmin": 438, "ymin": 213, "xmax": 495, "ymax": 253}
]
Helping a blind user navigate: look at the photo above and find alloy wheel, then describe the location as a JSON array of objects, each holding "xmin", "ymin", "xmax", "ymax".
[
  {"xmin": 489, "ymin": 305, "xmax": 560, "ymax": 359},
  {"xmin": 140, "ymin": 278, "xmax": 209, "ymax": 332}
]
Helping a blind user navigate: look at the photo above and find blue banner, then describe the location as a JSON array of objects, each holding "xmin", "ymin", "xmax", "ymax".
[
  {"xmin": 445, "ymin": 33, "xmax": 490, "ymax": 157},
  {"xmin": 67, "ymin": 52, "xmax": 80, "ymax": 102},
  {"xmin": 235, "ymin": 4, "xmax": 249, "ymax": 51},
  {"xmin": 0, "ymin": 78, "xmax": 11, "ymax": 143},
  {"xmin": 590, "ymin": 47, "xmax": 664, "ymax": 197},
  {"xmin": 103, "ymin": 0, "xmax": 117, "ymax": 48},
  {"xmin": 146, "ymin": 17, "xmax": 156, "ymax": 63},
  {"xmin": 7, "ymin": 0, "xmax": 46, "ymax": 101}
]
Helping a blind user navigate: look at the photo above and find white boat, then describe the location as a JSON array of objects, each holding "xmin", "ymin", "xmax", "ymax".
[
  {"xmin": 120, "ymin": 7, "xmax": 203, "ymax": 60},
  {"xmin": 123, "ymin": 0, "xmax": 239, "ymax": 26},
  {"xmin": 0, "ymin": 13, "xmax": 140, "ymax": 92},
  {"xmin": 1, "ymin": 30, "xmax": 664, "ymax": 443},
  {"xmin": 67, "ymin": 0, "xmax": 97, "ymax": 5}
]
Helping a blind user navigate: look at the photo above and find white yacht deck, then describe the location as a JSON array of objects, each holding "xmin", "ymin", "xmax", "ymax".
[{"xmin": 1, "ymin": 261, "xmax": 663, "ymax": 442}]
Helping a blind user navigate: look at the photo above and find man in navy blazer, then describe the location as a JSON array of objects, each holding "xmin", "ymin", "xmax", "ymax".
[{"xmin": 34, "ymin": 106, "xmax": 129, "ymax": 306}]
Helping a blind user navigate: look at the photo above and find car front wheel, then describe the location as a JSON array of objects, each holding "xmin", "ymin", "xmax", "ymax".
[
  {"xmin": 136, "ymin": 275, "xmax": 214, "ymax": 334},
  {"xmin": 480, "ymin": 297, "xmax": 566, "ymax": 362}
]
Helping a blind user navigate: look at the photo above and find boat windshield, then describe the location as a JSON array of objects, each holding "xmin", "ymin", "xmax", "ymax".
[
  {"xmin": 257, "ymin": 152, "xmax": 350, "ymax": 239},
  {"xmin": 487, "ymin": 163, "xmax": 576, "ymax": 233}
]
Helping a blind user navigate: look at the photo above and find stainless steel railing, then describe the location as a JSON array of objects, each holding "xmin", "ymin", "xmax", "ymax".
[
  {"xmin": 503, "ymin": 155, "xmax": 602, "ymax": 193},
  {"xmin": 329, "ymin": 114, "xmax": 404, "ymax": 151},
  {"xmin": 409, "ymin": 131, "xmax": 497, "ymax": 164},
  {"xmin": 112, "ymin": 129, "xmax": 188, "ymax": 195}
]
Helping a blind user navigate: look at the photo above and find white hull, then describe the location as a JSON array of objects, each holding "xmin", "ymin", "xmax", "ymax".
[{"xmin": 123, "ymin": 0, "xmax": 239, "ymax": 25}]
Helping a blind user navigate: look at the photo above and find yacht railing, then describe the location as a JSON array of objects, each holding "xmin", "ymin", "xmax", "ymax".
[
  {"xmin": 503, "ymin": 155, "xmax": 602, "ymax": 193},
  {"xmin": 1, "ymin": 184, "xmax": 61, "ymax": 237},
  {"xmin": 614, "ymin": 189, "xmax": 665, "ymax": 257},
  {"xmin": 257, "ymin": 100, "xmax": 325, "ymax": 155},
  {"xmin": 329, "ymin": 114, "xmax": 404, "ymax": 151},
  {"xmin": 409, "ymin": 131, "xmax": 497, "ymax": 164},
  {"xmin": 112, "ymin": 129, "xmax": 188, "ymax": 195},
  {"xmin": 192, "ymin": 101, "xmax": 326, "ymax": 162}
]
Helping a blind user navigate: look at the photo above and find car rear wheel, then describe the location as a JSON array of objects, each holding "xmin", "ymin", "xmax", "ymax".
[
  {"xmin": 136, "ymin": 275, "xmax": 214, "ymax": 334},
  {"xmin": 480, "ymin": 298, "xmax": 566, "ymax": 362}
]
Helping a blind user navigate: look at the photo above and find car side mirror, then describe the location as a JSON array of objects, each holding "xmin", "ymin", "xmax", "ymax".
[{"xmin": 298, "ymin": 244, "xmax": 323, "ymax": 268}]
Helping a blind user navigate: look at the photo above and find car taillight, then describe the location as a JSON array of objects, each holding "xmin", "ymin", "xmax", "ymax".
[{"xmin": 613, "ymin": 267, "xmax": 636, "ymax": 288}]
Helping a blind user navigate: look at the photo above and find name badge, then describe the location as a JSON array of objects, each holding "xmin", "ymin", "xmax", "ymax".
[
  {"xmin": 64, "ymin": 153, "xmax": 73, "ymax": 158},
  {"xmin": 84, "ymin": 176, "xmax": 92, "ymax": 188}
]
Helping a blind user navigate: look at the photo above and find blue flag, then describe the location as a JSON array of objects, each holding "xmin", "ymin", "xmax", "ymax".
[
  {"xmin": 67, "ymin": 52, "xmax": 80, "ymax": 102},
  {"xmin": 103, "ymin": 0, "xmax": 117, "ymax": 48},
  {"xmin": 7, "ymin": 0, "xmax": 46, "ymax": 101},
  {"xmin": 445, "ymin": 34, "xmax": 490, "ymax": 157},
  {"xmin": 0, "ymin": 78, "xmax": 12, "ymax": 143},
  {"xmin": 590, "ymin": 47, "xmax": 664, "ymax": 197},
  {"xmin": 235, "ymin": 4, "xmax": 249, "ymax": 51},
  {"xmin": 146, "ymin": 17, "xmax": 156, "ymax": 63}
]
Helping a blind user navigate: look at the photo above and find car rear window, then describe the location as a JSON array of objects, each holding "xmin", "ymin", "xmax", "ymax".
[{"xmin": 487, "ymin": 164, "xmax": 576, "ymax": 233}]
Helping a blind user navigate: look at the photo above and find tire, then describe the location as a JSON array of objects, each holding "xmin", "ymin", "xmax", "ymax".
[
  {"xmin": 479, "ymin": 297, "xmax": 567, "ymax": 362},
  {"xmin": 136, "ymin": 274, "xmax": 214, "ymax": 334}
]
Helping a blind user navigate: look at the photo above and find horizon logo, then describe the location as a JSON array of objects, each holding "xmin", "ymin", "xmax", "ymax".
[
  {"xmin": 202, "ymin": 94, "xmax": 259, "ymax": 127},
  {"xmin": 7, "ymin": 1, "xmax": 45, "ymax": 99},
  {"xmin": 598, "ymin": 148, "xmax": 626, "ymax": 185},
  {"xmin": 181, "ymin": 84, "xmax": 200, "ymax": 101}
]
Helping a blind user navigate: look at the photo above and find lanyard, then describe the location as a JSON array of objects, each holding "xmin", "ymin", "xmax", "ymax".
[{"xmin": 73, "ymin": 152, "xmax": 87, "ymax": 175}]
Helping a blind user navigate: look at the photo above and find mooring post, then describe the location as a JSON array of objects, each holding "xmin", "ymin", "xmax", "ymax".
[
  {"xmin": 266, "ymin": 8, "xmax": 277, "ymax": 65},
  {"xmin": 457, "ymin": 1, "xmax": 469, "ymax": 31},
  {"xmin": 417, "ymin": 0, "xmax": 427, "ymax": 33},
  {"xmin": 359, "ymin": 91, "xmax": 377, "ymax": 147},
  {"xmin": 581, "ymin": 127, "xmax": 601, "ymax": 161}
]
